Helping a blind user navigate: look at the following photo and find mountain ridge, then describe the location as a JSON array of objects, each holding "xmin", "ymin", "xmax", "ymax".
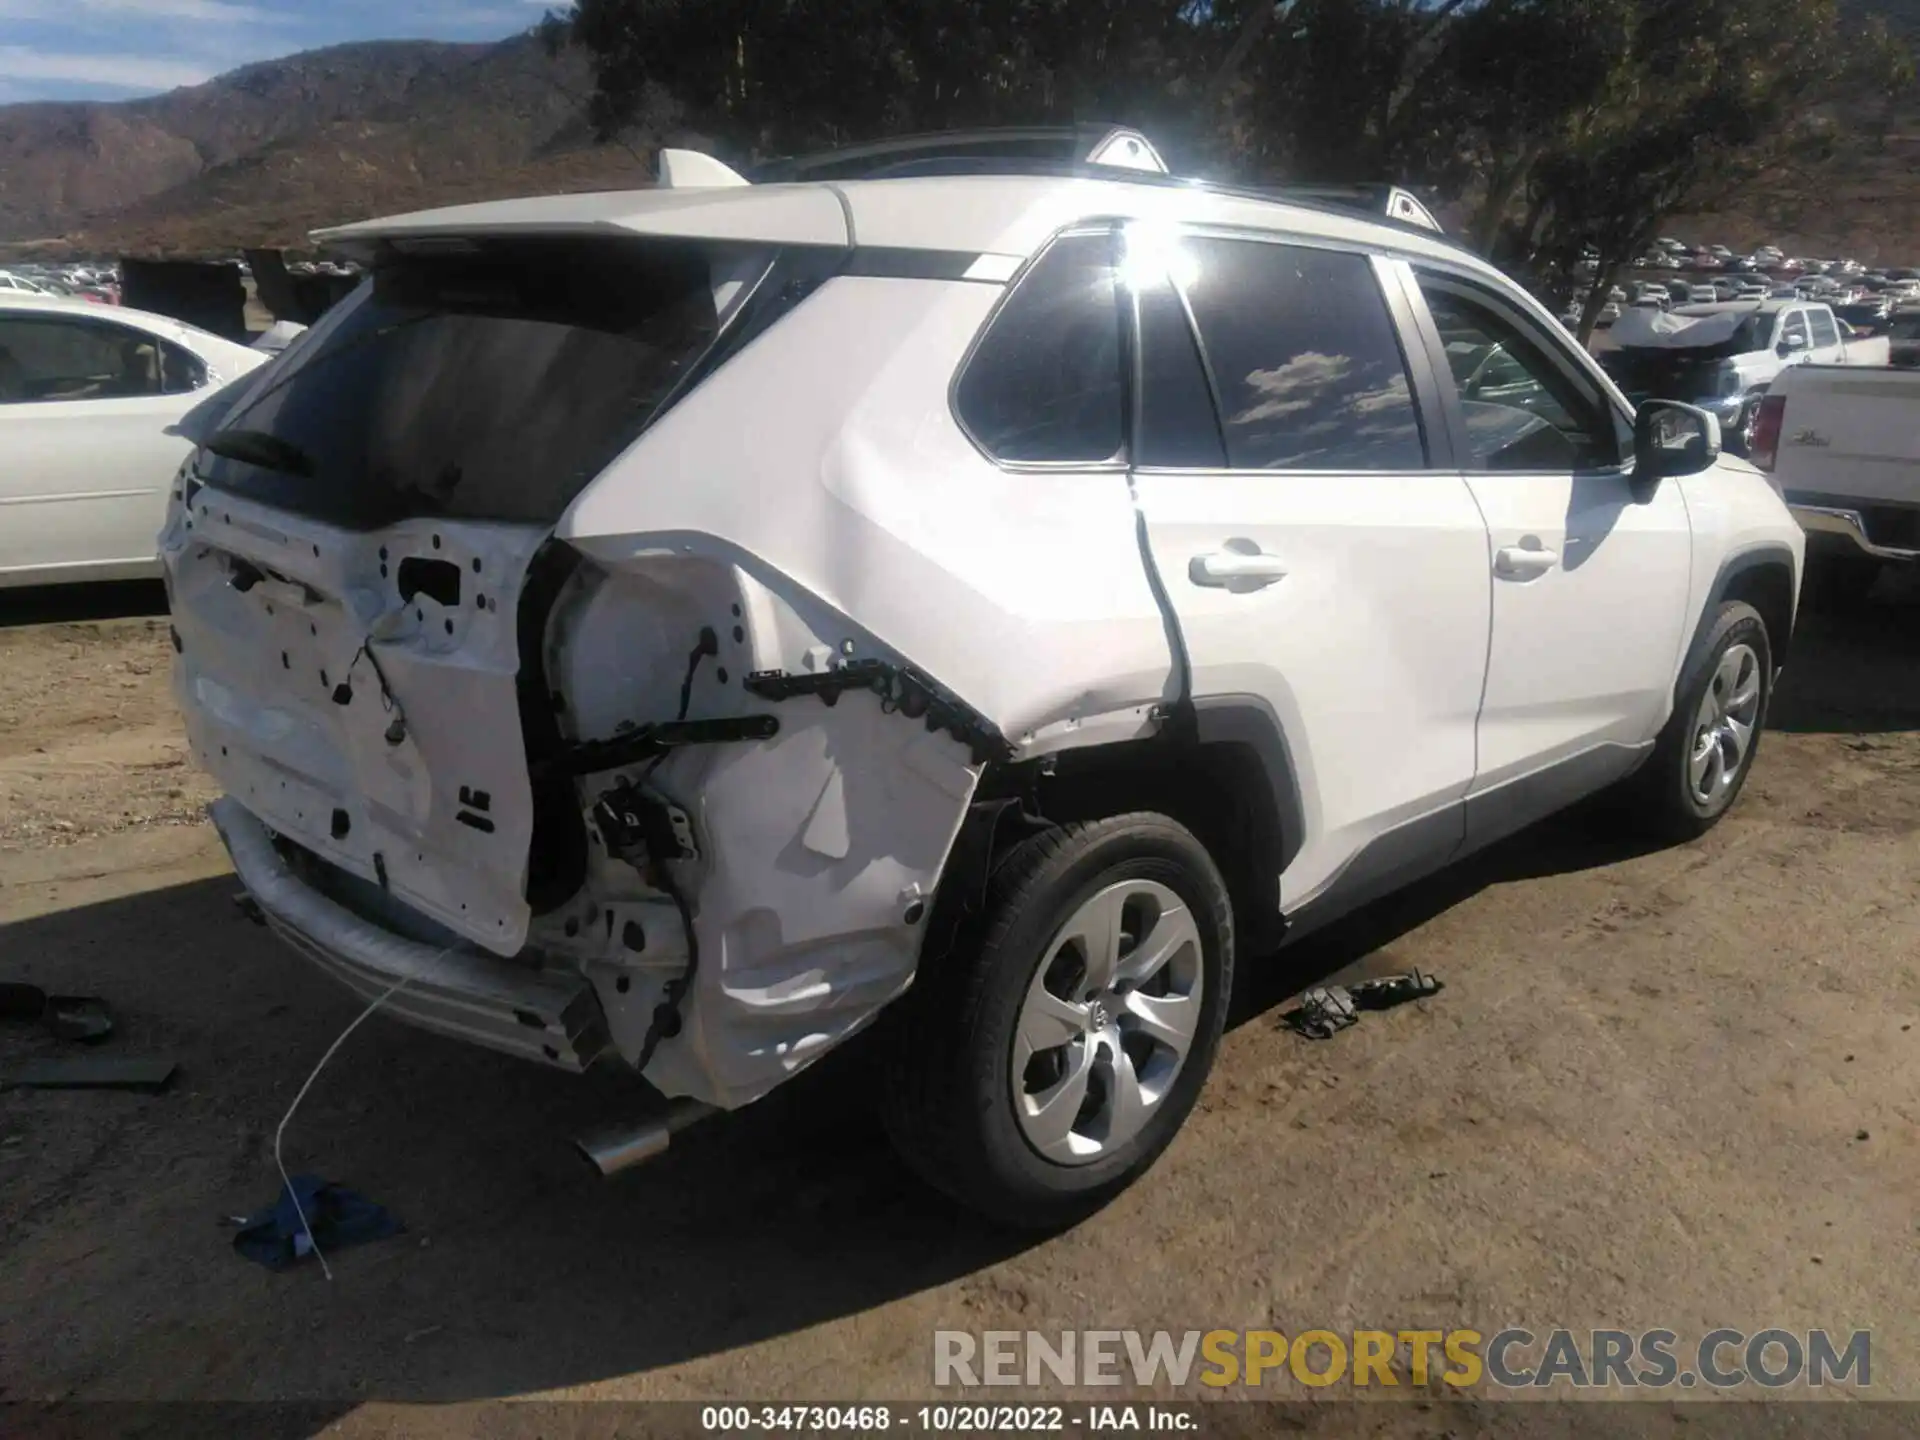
[
  {"xmin": 2, "ymin": 7, "xmax": 1916, "ymax": 259},
  {"xmin": 0, "ymin": 33, "xmax": 646, "ymax": 254}
]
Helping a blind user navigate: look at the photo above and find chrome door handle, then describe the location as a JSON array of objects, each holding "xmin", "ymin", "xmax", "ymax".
[
  {"xmin": 1493, "ymin": 545, "xmax": 1560, "ymax": 579},
  {"xmin": 1190, "ymin": 550, "xmax": 1289, "ymax": 589}
]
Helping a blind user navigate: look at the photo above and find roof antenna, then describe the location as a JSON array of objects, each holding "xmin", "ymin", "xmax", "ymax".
[{"xmin": 657, "ymin": 149, "xmax": 751, "ymax": 189}]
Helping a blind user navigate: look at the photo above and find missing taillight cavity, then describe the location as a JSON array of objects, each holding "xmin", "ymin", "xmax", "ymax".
[
  {"xmin": 1749, "ymin": 394, "xmax": 1786, "ymax": 472},
  {"xmin": 397, "ymin": 556, "xmax": 462, "ymax": 608}
]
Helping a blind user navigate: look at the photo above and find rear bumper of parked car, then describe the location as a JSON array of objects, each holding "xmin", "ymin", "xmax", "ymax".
[
  {"xmin": 210, "ymin": 797, "xmax": 611, "ymax": 1071},
  {"xmin": 1785, "ymin": 499, "xmax": 1920, "ymax": 563}
]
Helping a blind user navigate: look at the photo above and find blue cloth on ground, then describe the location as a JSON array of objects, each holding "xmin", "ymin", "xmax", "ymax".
[{"xmin": 233, "ymin": 1173, "xmax": 404, "ymax": 1271}]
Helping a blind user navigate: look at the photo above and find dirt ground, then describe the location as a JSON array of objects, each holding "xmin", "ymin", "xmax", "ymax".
[{"xmin": 2, "ymin": 577, "xmax": 1918, "ymax": 1435}]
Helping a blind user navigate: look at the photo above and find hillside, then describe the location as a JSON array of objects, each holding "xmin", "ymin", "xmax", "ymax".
[
  {"xmin": 0, "ymin": 34, "xmax": 649, "ymax": 256},
  {"xmin": 0, "ymin": 5, "xmax": 1915, "ymax": 261}
]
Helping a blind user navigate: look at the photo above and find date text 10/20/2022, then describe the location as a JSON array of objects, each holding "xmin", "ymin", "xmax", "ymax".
[{"xmin": 700, "ymin": 1405, "xmax": 1195, "ymax": 1431}]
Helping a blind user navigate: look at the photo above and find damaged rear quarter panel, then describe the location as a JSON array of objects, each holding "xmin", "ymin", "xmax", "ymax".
[
  {"xmin": 547, "ymin": 272, "xmax": 1172, "ymax": 1105},
  {"xmin": 544, "ymin": 553, "xmax": 981, "ymax": 1108}
]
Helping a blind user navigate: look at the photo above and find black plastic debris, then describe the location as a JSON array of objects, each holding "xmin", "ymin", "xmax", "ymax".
[
  {"xmin": 1284, "ymin": 969, "xmax": 1444, "ymax": 1040},
  {"xmin": 233, "ymin": 1175, "xmax": 404, "ymax": 1272},
  {"xmin": 0, "ymin": 982, "xmax": 114, "ymax": 1043}
]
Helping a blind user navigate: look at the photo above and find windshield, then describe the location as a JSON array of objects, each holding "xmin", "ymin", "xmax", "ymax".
[{"xmin": 196, "ymin": 236, "xmax": 762, "ymax": 529}]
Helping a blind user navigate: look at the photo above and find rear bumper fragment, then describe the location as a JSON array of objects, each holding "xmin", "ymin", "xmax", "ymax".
[
  {"xmin": 1788, "ymin": 503, "xmax": 1920, "ymax": 562},
  {"xmin": 210, "ymin": 797, "xmax": 609, "ymax": 1071}
]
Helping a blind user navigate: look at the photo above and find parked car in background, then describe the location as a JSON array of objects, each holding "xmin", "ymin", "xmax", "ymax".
[
  {"xmin": 160, "ymin": 142, "xmax": 1802, "ymax": 1226},
  {"xmin": 0, "ymin": 294, "xmax": 268, "ymax": 588},
  {"xmin": 1751, "ymin": 364, "xmax": 1920, "ymax": 607},
  {"xmin": 1600, "ymin": 299, "xmax": 1854, "ymax": 454},
  {"xmin": 1891, "ymin": 308, "xmax": 1920, "ymax": 368},
  {"xmin": 1835, "ymin": 297, "xmax": 1894, "ymax": 334}
]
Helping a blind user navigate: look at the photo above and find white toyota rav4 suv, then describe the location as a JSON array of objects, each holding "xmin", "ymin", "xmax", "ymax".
[{"xmin": 164, "ymin": 138, "xmax": 1803, "ymax": 1227}]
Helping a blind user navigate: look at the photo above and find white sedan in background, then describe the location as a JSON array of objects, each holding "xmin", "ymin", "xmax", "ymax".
[{"xmin": 1, "ymin": 294, "xmax": 269, "ymax": 588}]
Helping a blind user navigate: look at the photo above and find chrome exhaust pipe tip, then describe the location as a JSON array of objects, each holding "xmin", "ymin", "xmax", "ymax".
[{"xmin": 574, "ymin": 1099, "xmax": 715, "ymax": 1178}]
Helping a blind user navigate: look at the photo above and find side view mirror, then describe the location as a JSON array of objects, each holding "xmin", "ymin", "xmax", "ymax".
[
  {"xmin": 1632, "ymin": 400, "xmax": 1721, "ymax": 488},
  {"xmin": 1777, "ymin": 334, "xmax": 1808, "ymax": 357}
]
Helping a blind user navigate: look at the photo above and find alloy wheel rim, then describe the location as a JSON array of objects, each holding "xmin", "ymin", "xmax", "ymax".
[
  {"xmin": 1009, "ymin": 879, "xmax": 1204, "ymax": 1166},
  {"xmin": 1689, "ymin": 641, "xmax": 1763, "ymax": 808}
]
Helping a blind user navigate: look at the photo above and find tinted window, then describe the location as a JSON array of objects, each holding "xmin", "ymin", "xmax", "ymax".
[
  {"xmin": 955, "ymin": 233, "xmax": 1123, "ymax": 463},
  {"xmin": 1808, "ymin": 309, "xmax": 1840, "ymax": 348},
  {"xmin": 197, "ymin": 237, "xmax": 741, "ymax": 527},
  {"xmin": 1136, "ymin": 274, "xmax": 1225, "ymax": 468},
  {"xmin": 1182, "ymin": 239, "xmax": 1425, "ymax": 470},
  {"xmin": 1420, "ymin": 276, "xmax": 1620, "ymax": 472},
  {"xmin": 0, "ymin": 316, "xmax": 198, "ymax": 404}
]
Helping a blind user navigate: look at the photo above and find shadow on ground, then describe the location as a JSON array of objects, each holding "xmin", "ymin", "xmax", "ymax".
[
  {"xmin": 3, "ymin": 576, "xmax": 1916, "ymax": 1409},
  {"xmin": 0, "ymin": 580, "xmax": 168, "ymax": 630},
  {"xmin": 1770, "ymin": 566, "xmax": 1920, "ymax": 735}
]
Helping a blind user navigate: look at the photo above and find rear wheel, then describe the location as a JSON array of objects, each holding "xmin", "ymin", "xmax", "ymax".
[{"xmin": 880, "ymin": 814, "xmax": 1233, "ymax": 1229}]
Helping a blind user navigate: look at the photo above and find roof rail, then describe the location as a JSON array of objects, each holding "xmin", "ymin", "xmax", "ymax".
[
  {"xmin": 1260, "ymin": 183, "xmax": 1443, "ymax": 234},
  {"xmin": 739, "ymin": 125, "xmax": 1169, "ymax": 184},
  {"xmin": 654, "ymin": 128, "xmax": 1450, "ymax": 241}
]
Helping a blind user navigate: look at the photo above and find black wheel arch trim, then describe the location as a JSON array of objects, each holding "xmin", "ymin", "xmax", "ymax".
[
  {"xmin": 1682, "ymin": 542, "xmax": 1798, "ymax": 686},
  {"xmin": 1188, "ymin": 694, "xmax": 1306, "ymax": 877}
]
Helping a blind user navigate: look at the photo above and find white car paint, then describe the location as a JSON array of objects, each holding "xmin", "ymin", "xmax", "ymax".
[
  {"xmin": 168, "ymin": 162, "xmax": 1804, "ymax": 1120},
  {"xmin": 1, "ymin": 294, "xmax": 267, "ymax": 588}
]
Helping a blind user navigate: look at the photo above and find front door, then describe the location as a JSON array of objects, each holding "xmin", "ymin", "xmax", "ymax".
[
  {"xmin": 1125, "ymin": 230, "xmax": 1492, "ymax": 918},
  {"xmin": 1406, "ymin": 268, "xmax": 1693, "ymax": 847}
]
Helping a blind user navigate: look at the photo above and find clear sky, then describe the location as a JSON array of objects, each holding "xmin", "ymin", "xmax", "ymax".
[{"xmin": 0, "ymin": 0, "xmax": 553, "ymax": 103}]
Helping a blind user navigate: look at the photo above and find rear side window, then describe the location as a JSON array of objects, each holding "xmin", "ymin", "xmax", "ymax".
[
  {"xmin": 954, "ymin": 233, "xmax": 1123, "ymax": 464},
  {"xmin": 1180, "ymin": 238, "xmax": 1426, "ymax": 470},
  {"xmin": 196, "ymin": 237, "xmax": 754, "ymax": 528},
  {"xmin": 0, "ymin": 316, "xmax": 201, "ymax": 403}
]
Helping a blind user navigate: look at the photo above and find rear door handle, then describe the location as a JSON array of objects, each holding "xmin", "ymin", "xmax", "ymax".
[
  {"xmin": 1190, "ymin": 550, "xmax": 1289, "ymax": 589},
  {"xmin": 1493, "ymin": 544, "xmax": 1560, "ymax": 579}
]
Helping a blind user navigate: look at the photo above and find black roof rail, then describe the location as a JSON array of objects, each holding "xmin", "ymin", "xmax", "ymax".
[
  {"xmin": 730, "ymin": 126, "xmax": 1457, "ymax": 246},
  {"xmin": 746, "ymin": 125, "xmax": 1169, "ymax": 184}
]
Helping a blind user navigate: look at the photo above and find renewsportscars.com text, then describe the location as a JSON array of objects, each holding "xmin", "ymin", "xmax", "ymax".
[{"xmin": 933, "ymin": 1328, "xmax": 1870, "ymax": 1390}]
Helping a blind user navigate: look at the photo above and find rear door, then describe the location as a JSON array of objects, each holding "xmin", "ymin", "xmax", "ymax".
[
  {"xmin": 1404, "ymin": 266, "xmax": 1692, "ymax": 845},
  {"xmin": 0, "ymin": 311, "xmax": 203, "ymax": 578},
  {"xmin": 1125, "ymin": 228, "xmax": 1491, "ymax": 914}
]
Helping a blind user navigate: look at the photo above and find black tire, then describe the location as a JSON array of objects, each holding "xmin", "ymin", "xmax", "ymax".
[
  {"xmin": 1729, "ymin": 397, "xmax": 1761, "ymax": 457},
  {"xmin": 1802, "ymin": 554, "xmax": 1882, "ymax": 613},
  {"xmin": 1624, "ymin": 600, "xmax": 1772, "ymax": 842},
  {"xmin": 880, "ymin": 814, "xmax": 1233, "ymax": 1229}
]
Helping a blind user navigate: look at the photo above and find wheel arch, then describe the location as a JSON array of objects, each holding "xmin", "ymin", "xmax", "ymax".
[
  {"xmin": 924, "ymin": 699, "xmax": 1304, "ymax": 964},
  {"xmin": 1685, "ymin": 544, "xmax": 1798, "ymax": 686}
]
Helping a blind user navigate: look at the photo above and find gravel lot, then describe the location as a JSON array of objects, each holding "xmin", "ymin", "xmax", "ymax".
[{"xmin": 2, "ymin": 576, "xmax": 1918, "ymax": 1433}]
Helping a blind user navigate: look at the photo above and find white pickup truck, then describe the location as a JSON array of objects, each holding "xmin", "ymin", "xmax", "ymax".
[
  {"xmin": 1601, "ymin": 299, "xmax": 1871, "ymax": 455},
  {"xmin": 1750, "ymin": 363, "xmax": 1920, "ymax": 605}
]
